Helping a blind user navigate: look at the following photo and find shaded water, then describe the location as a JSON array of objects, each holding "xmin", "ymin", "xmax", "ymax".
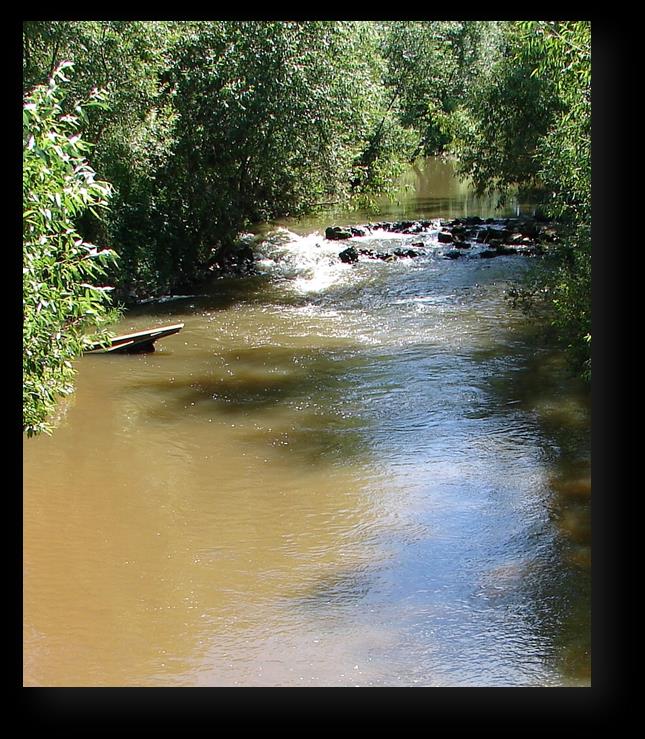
[{"xmin": 23, "ymin": 158, "xmax": 590, "ymax": 687}]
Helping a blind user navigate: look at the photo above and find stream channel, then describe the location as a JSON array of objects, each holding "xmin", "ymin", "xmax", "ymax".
[{"xmin": 23, "ymin": 157, "xmax": 591, "ymax": 687}]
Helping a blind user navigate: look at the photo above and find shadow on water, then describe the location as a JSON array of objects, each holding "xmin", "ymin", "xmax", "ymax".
[
  {"xmin": 122, "ymin": 274, "xmax": 280, "ymax": 320},
  {"xmin": 127, "ymin": 344, "xmax": 375, "ymax": 467},
  {"xmin": 123, "ymin": 266, "xmax": 339, "ymax": 323},
  {"xmin": 291, "ymin": 566, "xmax": 377, "ymax": 610},
  {"xmin": 472, "ymin": 321, "xmax": 591, "ymax": 684},
  {"xmin": 132, "ymin": 345, "xmax": 366, "ymax": 411}
]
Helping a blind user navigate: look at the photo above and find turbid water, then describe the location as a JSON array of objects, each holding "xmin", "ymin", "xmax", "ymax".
[{"xmin": 23, "ymin": 158, "xmax": 590, "ymax": 687}]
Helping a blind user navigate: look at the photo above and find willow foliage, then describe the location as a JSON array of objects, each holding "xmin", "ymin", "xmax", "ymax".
[
  {"xmin": 23, "ymin": 63, "xmax": 119, "ymax": 436},
  {"xmin": 117, "ymin": 20, "xmax": 414, "ymax": 290},
  {"xmin": 447, "ymin": 21, "xmax": 591, "ymax": 379}
]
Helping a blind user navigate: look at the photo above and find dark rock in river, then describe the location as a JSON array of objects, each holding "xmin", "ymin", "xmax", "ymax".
[
  {"xmin": 391, "ymin": 220, "xmax": 415, "ymax": 232},
  {"xmin": 323, "ymin": 214, "xmax": 552, "ymax": 269},
  {"xmin": 478, "ymin": 227, "xmax": 503, "ymax": 243},
  {"xmin": 327, "ymin": 222, "xmax": 432, "ymax": 237},
  {"xmin": 326, "ymin": 226, "xmax": 353, "ymax": 240},
  {"xmin": 355, "ymin": 247, "xmax": 421, "ymax": 261},
  {"xmin": 339, "ymin": 246, "xmax": 359, "ymax": 263},
  {"xmin": 517, "ymin": 220, "xmax": 539, "ymax": 238},
  {"xmin": 393, "ymin": 249, "xmax": 420, "ymax": 258},
  {"xmin": 451, "ymin": 226, "xmax": 468, "ymax": 241}
]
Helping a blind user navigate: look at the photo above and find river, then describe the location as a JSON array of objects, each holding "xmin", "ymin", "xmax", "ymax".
[{"xmin": 23, "ymin": 157, "xmax": 591, "ymax": 687}]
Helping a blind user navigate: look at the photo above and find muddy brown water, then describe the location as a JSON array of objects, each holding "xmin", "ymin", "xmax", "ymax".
[{"xmin": 23, "ymin": 158, "xmax": 590, "ymax": 686}]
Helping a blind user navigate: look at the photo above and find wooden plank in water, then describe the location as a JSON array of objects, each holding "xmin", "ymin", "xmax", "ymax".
[{"xmin": 84, "ymin": 323, "xmax": 185, "ymax": 353}]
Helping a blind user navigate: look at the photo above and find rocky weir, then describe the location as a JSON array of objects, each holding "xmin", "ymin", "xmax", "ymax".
[
  {"xmin": 325, "ymin": 215, "xmax": 560, "ymax": 264},
  {"xmin": 120, "ymin": 215, "xmax": 560, "ymax": 306}
]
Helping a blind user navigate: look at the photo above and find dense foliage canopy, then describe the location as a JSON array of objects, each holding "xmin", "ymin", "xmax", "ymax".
[{"xmin": 382, "ymin": 21, "xmax": 505, "ymax": 156}]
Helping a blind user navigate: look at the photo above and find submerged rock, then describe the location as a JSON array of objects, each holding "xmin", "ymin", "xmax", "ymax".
[
  {"xmin": 339, "ymin": 246, "xmax": 424, "ymax": 263},
  {"xmin": 327, "ymin": 220, "xmax": 437, "ymax": 237},
  {"xmin": 391, "ymin": 220, "xmax": 415, "ymax": 232}
]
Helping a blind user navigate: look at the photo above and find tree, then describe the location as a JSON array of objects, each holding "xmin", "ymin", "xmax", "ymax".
[
  {"xmin": 448, "ymin": 21, "xmax": 591, "ymax": 379},
  {"xmin": 23, "ymin": 63, "xmax": 119, "ymax": 436},
  {"xmin": 23, "ymin": 21, "xmax": 180, "ymax": 296},
  {"xmin": 528, "ymin": 22, "xmax": 591, "ymax": 379},
  {"xmin": 23, "ymin": 21, "xmax": 415, "ymax": 298},
  {"xmin": 446, "ymin": 22, "xmax": 565, "ymax": 198},
  {"xmin": 124, "ymin": 20, "xmax": 415, "ymax": 290},
  {"xmin": 383, "ymin": 21, "xmax": 505, "ymax": 156}
]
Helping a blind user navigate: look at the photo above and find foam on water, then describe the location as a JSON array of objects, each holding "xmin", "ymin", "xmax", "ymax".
[
  {"xmin": 255, "ymin": 227, "xmax": 445, "ymax": 297},
  {"xmin": 255, "ymin": 228, "xmax": 350, "ymax": 294}
]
